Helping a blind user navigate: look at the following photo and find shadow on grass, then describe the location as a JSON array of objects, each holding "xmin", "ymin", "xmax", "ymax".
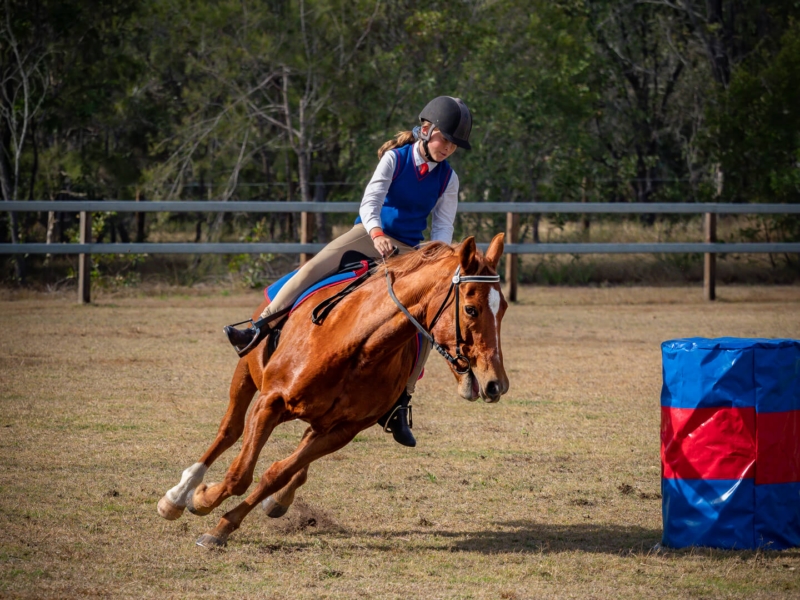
[
  {"xmin": 429, "ymin": 520, "xmax": 662, "ymax": 554},
  {"xmin": 247, "ymin": 520, "xmax": 662, "ymax": 555},
  {"xmin": 383, "ymin": 520, "xmax": 662, "ymax": 555}
]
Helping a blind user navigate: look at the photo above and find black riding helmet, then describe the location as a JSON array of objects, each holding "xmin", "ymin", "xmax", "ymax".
[{"xmin": 419, "ymin": 96, "xmax": 473, "ymax": 151}]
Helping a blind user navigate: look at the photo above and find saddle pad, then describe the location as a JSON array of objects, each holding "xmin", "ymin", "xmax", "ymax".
[{"xmin": 264, "ymin": 260, "xmax": 370, "ymax": 313}]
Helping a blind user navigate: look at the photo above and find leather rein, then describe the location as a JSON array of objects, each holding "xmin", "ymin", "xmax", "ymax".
[{"xmin": 385, "ymin": 264, "xmax": 500, "ymax": 375}]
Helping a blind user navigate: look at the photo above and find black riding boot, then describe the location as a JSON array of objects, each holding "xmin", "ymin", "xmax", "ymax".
[
  {"xmin": 223, "ymin": 317, "xmax": 270, "ymax": 357},
  {"xmin": 377, "ymin": 391, "xmax": 416, "ymax": 447},
  {"xmin": 224, "ymin": 325, "xmax": 256, "ymax": 347}
]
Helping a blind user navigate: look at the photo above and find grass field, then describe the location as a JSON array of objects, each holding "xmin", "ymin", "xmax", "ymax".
[{"xmin": 1, "ymin": 283, "xmax": 799, "ymax": 599}]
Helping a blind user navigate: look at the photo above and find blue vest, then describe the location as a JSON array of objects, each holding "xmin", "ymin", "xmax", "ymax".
[{"xmin": 356, "ymin": 144, "xmax": 453, "ymax": 247}]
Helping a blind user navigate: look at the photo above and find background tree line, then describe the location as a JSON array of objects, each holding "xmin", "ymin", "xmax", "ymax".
[{"xmin": 2, "ymin": 0, "xmax": 799, "ymax": 283}]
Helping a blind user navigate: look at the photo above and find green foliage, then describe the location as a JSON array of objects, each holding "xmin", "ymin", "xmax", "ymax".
[
  {"xmin": 227, "ymin": 218, "xmax": 280, "ymax": 288},
  {"xmin": 527, "ymin": 254, "xmax": 597, "ymax": 286},
  {"xmin": 710, "ymin": 20, "xmax": 800, "ymax": 206},
  {"xmin": 4, "ymin": 0, "xmax": 800, "ymax": 282},
  {"xmin": 704, "ymin": 17, "xmax": 800, "ymax": 256}
]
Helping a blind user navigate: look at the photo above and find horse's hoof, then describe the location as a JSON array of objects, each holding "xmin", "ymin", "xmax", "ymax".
[
  {"xmin": 196, "ymin": 533, "xmax": 227, "ymax": 549},
  {"xmin": 261, "ymin": 496, "xmax": 290, "ymax": 518},
  {"xmin": 157, "ymin": 496, "xmax": 185, "ymax": 521},
  {"xmin": 186, "ymin": 484, "xmax": 215, "ymax": 517}
]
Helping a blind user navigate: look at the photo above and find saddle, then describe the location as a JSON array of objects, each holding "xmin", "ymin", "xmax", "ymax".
[
  {"xmin": 264, "ymin": 251, "xmax": 375, "ymax": 315},
  {"xmin": 258, "ymin": 251, "xmax": 377, "ymax": 356}
]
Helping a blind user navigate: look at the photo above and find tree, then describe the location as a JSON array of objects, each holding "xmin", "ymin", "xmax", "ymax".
[{"xmin": 0, "ymin": 0, "xmax": 50, "ymax": 279}]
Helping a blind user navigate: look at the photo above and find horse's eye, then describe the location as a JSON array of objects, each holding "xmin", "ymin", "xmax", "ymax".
[{"xmin": 465, "ymin": 306, "xmax": 478, "ymax": 317}]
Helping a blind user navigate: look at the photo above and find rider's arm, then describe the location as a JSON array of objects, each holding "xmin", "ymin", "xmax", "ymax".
[
  {"xmin": 429, "ymin": 170, "xmax": 459, "ymax": 244},
  {"xmin": 359, "ymin": 151, "xmax": 397, "ymax": 238}
]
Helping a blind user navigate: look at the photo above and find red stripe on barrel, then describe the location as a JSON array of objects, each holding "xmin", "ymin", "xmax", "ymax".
[
  {"xmin": 661, "ymin": 406, "xmax": 756, "ymax": 480},
  {"xmin": 756, "ymin": 411, "xmax": 800, "ymax": 484}
]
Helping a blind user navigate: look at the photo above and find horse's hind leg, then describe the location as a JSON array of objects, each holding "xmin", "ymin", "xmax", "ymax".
[
  {"xmin": 157, "ymin": 358, "xmax": 257, "ymax": 520},
  {"xmin": 260, "ymin": 429, "xmax": 312, "ymax": 518},
  {"xmin": 196, "ymin": 422, "xmax": 365, "ymax": 548},
  {"xmin": 262, "ymin": 466, "xmax": 309, "ymax": 517}
]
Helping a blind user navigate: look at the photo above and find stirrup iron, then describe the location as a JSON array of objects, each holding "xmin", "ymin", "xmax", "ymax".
[{"xmin": 225, "ymin": 318, "xmax": 266, "ymax": 358}]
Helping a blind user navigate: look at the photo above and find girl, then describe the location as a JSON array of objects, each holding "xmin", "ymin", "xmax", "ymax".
[{"xmin": 225, "ymin": 96, "xmax": 473, "ymax": 447}]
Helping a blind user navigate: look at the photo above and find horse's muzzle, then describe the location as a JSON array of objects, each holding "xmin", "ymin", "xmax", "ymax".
[{"xmin": 484, "ymin": 380, "xmax": 503, "ymax": 403}]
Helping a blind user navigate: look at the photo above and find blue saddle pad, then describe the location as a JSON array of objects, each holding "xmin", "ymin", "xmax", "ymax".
[{"xmin": 264, "ymin": 261, "xmax": 370, "ymax": 313}]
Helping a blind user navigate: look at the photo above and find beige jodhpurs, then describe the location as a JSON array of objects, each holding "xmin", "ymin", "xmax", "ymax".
[{"xmin": 260, "ymin": 224, "xmax": 431, "ymax": 395}]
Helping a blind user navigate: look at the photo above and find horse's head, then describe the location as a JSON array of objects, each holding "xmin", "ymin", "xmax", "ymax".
[{"xmin": 431, "ymin": 233, "xmax": 510, "ymax": 403}]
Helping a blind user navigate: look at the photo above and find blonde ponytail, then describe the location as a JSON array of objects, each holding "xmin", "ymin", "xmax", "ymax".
[{"xmin": 377, "ymin": 130, "xmax": 416, "ymax": 159}]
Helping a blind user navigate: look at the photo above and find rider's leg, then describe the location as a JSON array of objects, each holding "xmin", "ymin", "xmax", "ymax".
[
  {"xmin": 225, "ymin": 225, "xmax": 388, "ymax": 352},
  {"xmin": 378, "ymin": 338, "xmax": 432, "ymax": 447}
]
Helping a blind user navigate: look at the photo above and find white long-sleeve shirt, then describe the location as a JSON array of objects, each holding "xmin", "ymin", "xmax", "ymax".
[{"xmin": 358, "ymin": 141, "xmax": 459, "ymax": 244}]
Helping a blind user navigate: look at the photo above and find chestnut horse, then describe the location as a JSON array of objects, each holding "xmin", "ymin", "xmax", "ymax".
[{"xmin": 157, "ymin": 234, "xmax": 509, "ymax": 547}]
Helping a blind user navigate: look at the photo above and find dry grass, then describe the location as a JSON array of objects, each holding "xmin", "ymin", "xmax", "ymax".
[{"xmin": 1, "ymin": 283, "xmax": 799, "ymax": 599}]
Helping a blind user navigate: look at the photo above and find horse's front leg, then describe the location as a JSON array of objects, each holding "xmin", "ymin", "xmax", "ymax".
[
  {"xmin": 196, "ymin": 421, "xmax": 366, "ymax": 548},
  {"xmin": 158, "ymin": 358, "xmax": 258, "ymax": 520},
  {"xmin": 187, "ymin": 391, "xmax": 285, "ymax": 517}
]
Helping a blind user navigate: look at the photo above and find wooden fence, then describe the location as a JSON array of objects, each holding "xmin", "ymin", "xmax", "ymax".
[{"xmin": 3, "ymin": 201, "xmax": 800, "ymax": 303}]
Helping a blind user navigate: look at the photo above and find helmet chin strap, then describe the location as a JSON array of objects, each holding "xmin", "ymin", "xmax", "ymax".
[{"xmin": 418, "ymin": 125, "xmax": 442, "ymax": 164}]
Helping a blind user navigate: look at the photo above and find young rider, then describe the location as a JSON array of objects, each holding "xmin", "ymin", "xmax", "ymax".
[{"xmin": 225, "ymin": 96, "xmax": 473, "ymax": 448}]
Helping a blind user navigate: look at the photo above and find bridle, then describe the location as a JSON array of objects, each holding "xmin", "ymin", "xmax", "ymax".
[{"xmin": 385, "ymin": 263, "xmax": 500, "ymax": 374}]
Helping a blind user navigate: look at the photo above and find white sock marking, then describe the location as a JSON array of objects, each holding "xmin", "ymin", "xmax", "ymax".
[{"xmin": 165, "ymin": 462, "xmax": 208, "ymax": 506}]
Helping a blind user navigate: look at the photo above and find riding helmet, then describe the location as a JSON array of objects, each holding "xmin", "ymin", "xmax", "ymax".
[{"xmin": 419, "ymin": 96, "xmax": 473, "ymax": 150}]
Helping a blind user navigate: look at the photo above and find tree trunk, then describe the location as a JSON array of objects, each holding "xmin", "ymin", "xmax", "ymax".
[
  {"xmin": 45, "ymin": 208, "xmax": 56, "ymax": 265},
  {"xmin": 0, "ymin": 121, "xmax": 25, "ymax": 281},
  {"xmin": 314, "ymin": 174, "xmax": 327, "ymax": 244}
]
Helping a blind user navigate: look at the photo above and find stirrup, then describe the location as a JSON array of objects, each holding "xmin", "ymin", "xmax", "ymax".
[{"xmin": 225, "ymin": 318, "xmax": 267, "ymax": 358}]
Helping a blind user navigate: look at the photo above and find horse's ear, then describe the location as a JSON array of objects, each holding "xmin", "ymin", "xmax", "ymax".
[
  {"xmin": 484, "ymin": 233, "xmax": 505, "ymax": 270},
  {"xmin": 457, "ymin": 236, "xmax": 478, "ymax": 272}
]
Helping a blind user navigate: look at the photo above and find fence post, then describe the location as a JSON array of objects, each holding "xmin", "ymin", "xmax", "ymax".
[
  {"xmin": 78, "ymin": 211, "xmax": 92, "ymax": 304},
  {"xmin": 505, "ymin": 211, "xmax": 519, "ymax": 302},
  {"xmin": 135, "ymin": 189, "xmax": 146, "ymax": 243},
  {"xmin": 704, "ymin": 212, "xmax": 716, "ymax": 301}
]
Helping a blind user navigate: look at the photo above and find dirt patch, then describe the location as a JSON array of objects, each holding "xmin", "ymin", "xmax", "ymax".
[{"xmin": 263, "ymin": 498, "xmax": 345, "ymax": 535}]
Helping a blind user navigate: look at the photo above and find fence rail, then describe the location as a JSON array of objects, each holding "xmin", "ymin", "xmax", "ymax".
[
  {"xmin": 3, "ymin": 200, "xmax": 799, "ymax": 303},
  {"xmin": 6, "ymin": 242, "xmax": 800, "ymax": 255},
  {"xmin": 5, "ymin": 200, "xmax": 800, "ymax": 214}
]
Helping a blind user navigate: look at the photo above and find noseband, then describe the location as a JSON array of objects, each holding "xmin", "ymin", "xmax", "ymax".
[{"xmin": 385, "ymin": 264, "xmax": 500, "ymax": 374}]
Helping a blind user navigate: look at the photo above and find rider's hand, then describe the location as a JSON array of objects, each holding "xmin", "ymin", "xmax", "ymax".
[{"xmin": 372, "ymin": 234, "xmax": 395, "ymax": 258}]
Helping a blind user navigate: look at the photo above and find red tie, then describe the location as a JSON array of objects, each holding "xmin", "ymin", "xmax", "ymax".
[{"xmin": 418, "ymin": 163, "xmax": 428, "ymax": 176}]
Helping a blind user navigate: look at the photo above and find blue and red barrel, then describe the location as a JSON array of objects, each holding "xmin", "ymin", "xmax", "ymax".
[{"xmin": 660, "ymin": 338, "xmax": 800, "ymax": 550}]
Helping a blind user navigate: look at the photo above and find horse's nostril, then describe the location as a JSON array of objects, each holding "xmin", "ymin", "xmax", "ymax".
[{"xmin": 486, "ymin": 380, "xmax": 499, "ymax": 398}]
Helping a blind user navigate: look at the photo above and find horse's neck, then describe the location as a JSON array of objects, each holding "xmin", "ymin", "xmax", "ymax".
[
  {"xmin": 357, "ymin": 260, "xmax": 454, "ymax": 347},
  {"xmin": 392, "ymin": 262, "xmax": 454, "ymax": 323}
]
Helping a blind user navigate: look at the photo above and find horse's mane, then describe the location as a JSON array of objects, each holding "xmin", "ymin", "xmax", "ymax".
[{"xmin": 385, "ymin": 241, "xmax": 457, "ymax": 278}]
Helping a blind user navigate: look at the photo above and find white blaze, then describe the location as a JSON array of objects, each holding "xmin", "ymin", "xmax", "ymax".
[
  {"xmin": 488, "ymin": 288, "xmax": 501, "ymax": 317},
  {"xmin": 488, "ymin": 288, "xmax": 501, "ymax": 349}
]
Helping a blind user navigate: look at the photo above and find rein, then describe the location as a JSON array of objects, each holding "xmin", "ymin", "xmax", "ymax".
[{"xmin": 385, "ymin": 264, "xmax": 500, "ymax": 374}]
